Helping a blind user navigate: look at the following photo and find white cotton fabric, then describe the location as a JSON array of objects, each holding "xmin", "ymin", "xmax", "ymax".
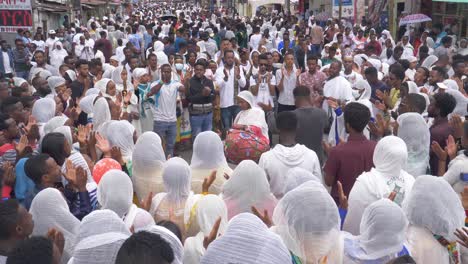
[
  {"xmin": 284, "ymin": 167, "xmax": 321, "ymax": 195},
  {"xmin": 92, "ymin": 97, "xmax": 111, "ymax": 132},
  {"xmin": 272, "ymin": 181, "xmax": 343, "ymax": 263},
  {"xmin": 158, "ymin": 157, "xmax": 192, "ymax": 207},
  {"xmin": 79, "ymin": 94, "xmax": 99, "ymax": 115},
  {"xmin": 421, "ymin": 55, "xmax": 438, "ymax": 69},
  {"xmin": 190, "ymin": 131, "xmax": 230, "ymax": 194},
  {"xmin": 403, "ymin": 176, "xmax": 465, "ymax": 264},
  {"xmin": 32, "ymin": 97, "xmax": 56, "ymax": 123},
  {"xmin": 111, "ymin": 66, "xmax": 134, "ymax": 92},
  {"xmin": 141, "ymin": 225, "xmax": 184, "ymax": 264},
  {"xmin": 259, "ymin": 143, "xmax": 322, "ymax": 199},
  {"xmin": 445, "ymin": 89, "xmax": 468, "ymax": 117},
  {"xmin": 43, "ymin": 116, "xmax": 69, "ymax": 135},
  {"xmin": 94, "ymin": 78, "xmax": 112, "ymax": 97},
  {"xmin": 397, "ymin": 113, "xmax": 430, "ymax": 177},
  {"xmin": 30, "ymin": 188, "xmax": 80, "ymax": 264},
  {"xmin": 183, "ymin": 195, "xmax": 228, "ymax": 264},
  {"xmin": 69, "ymin": 210, "xmax": 131, "ymax": 264},
  {"xmin": 201, "ymin": 213, "xmax": 291, "ymax": 264},
  {"xmin": 132, "ymin": 131, "xmax": 166, "ymax": 200},
  {"xmin": 235, "ymin": 91, "xmax": 269, "ymax": 139},
  {"xmin": 153, "ymin": 41, "xmax": 169, "ymax": 66},
  {"xmin": 443, "ymin": 153, "xmax": 468, "ymax": 194},
  {"xmin": 85, "ymin": 88, "xmax": 100, "ymax": 96},
  {"xmin": 47, "ymin": 76, "xmax": 66, "ymax": 93},
  {"xmin": 131, "ymin": 208, "xmax": 155, "ymax": 231},
  {"xmin": 97, "ymin": 169, "xmax": 133, "ymax": 218},
  {"xmin": 66, "ymin": 70, "xmax": 77, "ymax": 82},
  {"xmin": 54, "ymin": 126, "xmax": 73, "ymax": 150},
  {"xmin": 106, "ymin": 120, "xmax": 135, "ymax": 161},
  {"xmin": 343, "ymin": 199, "xmax": 408, "ymax": 263},
  {"xmin": 343, "ymin": 136, "xmax": 415, "ymax": 235},
  {"xmin": 222, "ymin": 160, "xmax": 277, "ymax": 220}
]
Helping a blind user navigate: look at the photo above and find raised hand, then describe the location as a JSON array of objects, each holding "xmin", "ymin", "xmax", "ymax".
[
  {"xmin": 2, "ymin": 162, "xmax": 15, "ymax": 187},
  {"xmin": 141, "ymin": 191, "xmax": 153, "ymax": 212},
  {"xmin": 14, "ymin": 135, "xmax": 29, "ymax": 156},
  {"xmin": 47, "ymin": 228, "xmax": 65, "ymax": 255},
  {"xmin": 455, "ymin": 227, "xmax": 468, "ymax": 249},
  {"xmin": 124, "ymin": 91, "xmax": 133, "ymax": 105},
  {"xmin": 95, "ymin": 133, "xmax": 111, "ymax": 154},
  {"xmin": 203, "ymin": 217, "xmax": 222, "ymax": 249},
  {"xmin": 251, "ymin": 206, "xmax": 272, "ymax": 227},
  {"xmin": 449, "ymin": 115, "xmax": 463, "ymax": 139},
  {"xmin": 110, "ymin": 146, "xmax": 124, "ymax": 165},
  {"xmin": 445, "ymin": 135, "xmax": 458, "ymax": 161},
  {"xmin": 202, "ymin": 170, "xmax": 217, "ymax": 194},
  {"xmin": 368, "ymin": 113, "xmax": 389, "ymax": 138},
  {"xmin": 431, "ymin": 141, "xmax": 448, "ymax": 162},
  {"xmin": 337, "ymin": 181, "xmax": 348, "ymax": 210},
  {"xmin": 77, "ymin": 125, "xmax": 90, "ymax": 145}
]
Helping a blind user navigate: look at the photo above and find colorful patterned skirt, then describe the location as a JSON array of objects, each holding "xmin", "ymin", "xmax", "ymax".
[{"xmin": 224, "ymin": 125, "xmax": 270, "ymax": 164}]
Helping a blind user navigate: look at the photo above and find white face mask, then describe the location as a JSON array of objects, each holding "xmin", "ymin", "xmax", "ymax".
[
  {"xmin": 175, "ymin": 63, "xmax": 184, "ymax": 71},
  {"xmin": 352, "ymin": 89, "xmax": 361, "ymax": 99}
]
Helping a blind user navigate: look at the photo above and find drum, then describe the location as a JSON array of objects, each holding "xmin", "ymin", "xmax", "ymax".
[{"xmin": 224, "ymin": 126, "xmax": 270, "ymax": 164}]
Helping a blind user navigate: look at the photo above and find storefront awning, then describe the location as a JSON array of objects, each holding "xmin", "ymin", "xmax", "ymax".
[
  {"xmin": 81, "ymin": 0, "xmax": 107, "ymax": 5},
  {"xmin": 249, "ymin": 0, "xmax": 283, "ymax": 15},
  {"xmin": 35, "ymin": 2, "xmax": 68, "ymax": 12},
  {"xmin": 432, "ymin": 0, "xmax": 468, "ymax": 2}
]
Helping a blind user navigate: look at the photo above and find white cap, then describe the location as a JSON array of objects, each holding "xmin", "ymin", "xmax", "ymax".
[
  {"xmin": 437, "ymin": 82, "xmax": 448, "ymax": 90},
  {"xmin": 49, "ymin": 30, "xmax": 56, "ymax": 34}
]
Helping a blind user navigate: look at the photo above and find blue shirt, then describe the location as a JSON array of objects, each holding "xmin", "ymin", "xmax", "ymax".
[
  {"xmin": 175, "ymin": 36, "xmax": 186, "ymax": 53},
  {"xmin": 128, "ymin": 34, "xmax": 141, "ymax": 50}
]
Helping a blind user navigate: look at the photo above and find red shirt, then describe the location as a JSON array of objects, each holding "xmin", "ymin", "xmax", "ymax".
[{"xmin": 324, "ymin": 134, "xmax": 377, "ymax": 204}]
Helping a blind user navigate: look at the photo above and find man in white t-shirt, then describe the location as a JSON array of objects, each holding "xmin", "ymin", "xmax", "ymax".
[
  {"xmin": 45, "ymin": 30, "xmax": 58, "ymax": 58},
  {"xmin": 146, "ymin": 64, "xmax": 185, "ymax": 157},
  {"xmin": 249, "ymin": 26, "xmax": 262, "ymax": 51}
]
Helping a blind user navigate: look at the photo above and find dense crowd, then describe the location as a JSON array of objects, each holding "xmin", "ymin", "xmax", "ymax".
[{"xmin": 0, "ymin": 2, "xmax": 467, "ymax": 264}]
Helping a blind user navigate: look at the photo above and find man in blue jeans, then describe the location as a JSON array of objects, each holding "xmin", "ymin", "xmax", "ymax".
[
  {"xmin": 146, "ymin": 64, "xmax": 185, "ymax": 157},
  {"xmin": 186, "ymin": 61, "xmax": 215, "ymax": 138}
]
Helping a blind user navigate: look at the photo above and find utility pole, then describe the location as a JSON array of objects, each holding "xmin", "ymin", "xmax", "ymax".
[{"xmin": 338, "ymin": 0, "xmax": 342, "ymax": 21}]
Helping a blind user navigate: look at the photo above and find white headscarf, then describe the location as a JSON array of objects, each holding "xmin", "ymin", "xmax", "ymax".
[
  {"xmin": 161, "ymin": 157, "xmax": 192, "ymax": 206},
  {"xmin": 191, "ymin": 131, "xmax": 228, "ymax": 170},
  {"xmin": 183, "ymin": 195, "xmax": 228, "ymax": 264},
  {"xmin": 141, "ymin": 225, "xmax": 184, "ymax": 264},
  {"xmin": 421, "ymin": 55, "xmax": 438, "ymax": 69},
  {"xmin": 13, "ymin": 77, "xmax": 27, "ymax": 87},
  {"xmin": 92, "ymin": 97, "xmax": 111, "ymax": 132},
  {"xmin": 30, "ymin": 188, "xmax": 80, "ymax": 263},
  {"xmin": 107, "ymin": 120, "xmax": 135, "ymax": 162},
  {"xmin": 343, "ymin": 199, "xmax": 408, "ymax": 262},
  {"xmin": 222, "ymin": 160, "xmax": 277, "ymax": 219},
  {"xmin": 79, "ymin": 94, "xmax": 99, "ymax": 115},
  {"xmin": 85, "ymin": 87, "xmax": 100, "ymax": 96},
  {"xmin": 272, "ymin": 181, "xmax": 343, "ymax": 263},
  {"xmin": 353, "ymin": 79, "xmax": 374, "ymax": 117},
  {"xmin": 153, "ymin": 41, "xmax": 169, "ymax": 66},
  {"xmin": 32, "ymin": 97, "xmax": 56, "ymax": 123},
  {"xmin": 53, "ymin": 125, "xmax": 73, "ymax": 149},
  {"xmin": 445, "ymin": 89, "xmax": 468, "ymax": 117},
  {"xmin": 132, "ymin": 131, "xmax": 166, "ymax": 200},
  {"xmin": 131, "ymin": 209, "xmax": 155, "ymax": 231},
  {"xmin": 111, "ymin": 66, "xmax": 134, "ymax": 92},
  {"xmin": 234, "ymin": 91, "xmax": 269, "ymax": 138},
  {"xmin": 43, "ymin": 116, "xmax": 69, "ymax": 135},
  {"xmin": 66, "ymin": 70, "xmax": 77, "ymax": 82},
  {"xmin": 94, "ymin": 78, "xmax": 113, "ymax": 98},
  {"xmin": 50, "ymin": 42, "xmax": 68, "ymax": 69},
  {"xmin": 403, "ymin": 176, "xmax": 464, "ymax": 241},
  {"xmin": 97, "ymin": 169, "xmax": 133, "ymax": 218},
  {"xmin": 200, "ymin": 213, "xmax": 291, "ymax": 264},
  {"xmin": 47, "ymin": 76, "xmax": 66, "ymax": 95},
  {"xmin": 284, "ymin": 167, "xmax": 321, "ymax": 195},
  {"xmin": 397, "ymin": 113, "xmax": 430, "ymax": 177},
  {"xmin": 69, "ymin": 210, "xmax": 131, "ymax": 264}
]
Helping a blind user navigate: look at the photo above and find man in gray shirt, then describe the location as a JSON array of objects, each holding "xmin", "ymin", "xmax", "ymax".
[{"xmin": 293, "ymin": 85, "xmax": 328, "ymax": 164}]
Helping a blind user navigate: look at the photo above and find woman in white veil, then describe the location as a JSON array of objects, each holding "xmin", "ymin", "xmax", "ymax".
[
  {"xmin": 50, "ymin": 42, "xmax": 68, "ymax": 70},
  {"xmin": 403, "ymin": 176, "xmax": 465, "ymax": 264},
  {"xmin": 201, "ymin": 213, "xmax": 291, "ymax": 264},
  {"xmin": 68, "ymin": 210, "xmax": 131, "ymax": 264},
  {"xmin": 343, "ymin": 199, "xmax": 409, "ymax": 263},
  {"xmin": 190, "ymin": 131, "xmax": 231, "ymax": 194},
  {"xmin": 106, "ymin": 120, "xmax": 135, "ymax": 168},
  {"xmin": 222, "ymin": 160, "xmax": 277, "ymax": 220},
  {"xmin": 149, "ymin": 157, "xmax": 200, "ymax": 240},
  {"xmin": 97, "ymin": 170, "xmax": 138, "ymax": 229},
  {"xmin": 183, "ymin": 194, "xmax": 228, "ymax": 264},
  {"xmin": 397, "ymin": 112, "xmax": 430, "ymax": 177},
  {"xmin": 272, "ymin": 181, "xmax": 344, "ymax": 263},
  {"xmin": 92, "ymin": 97, "xmax": 111, "ymax": 132},
  {"xmin": 29, "ymin": 188, "xmax": 80, "ymax": 263},
  {"xmin": 32, "ymin": 97, "xmax": 56, "ymax": 139},
  {"xmin": 343, "ymin": 136, "xmax": 415, "ymax": 235},
  {"xmin": 132, "ymin": 131, "xmax": 166, "ymax": 200}
]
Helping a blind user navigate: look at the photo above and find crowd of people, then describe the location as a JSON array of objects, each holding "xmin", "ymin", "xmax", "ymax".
[{"xmin": 0, "ymin": 1, "xmax": 467, "ymax": 263}]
